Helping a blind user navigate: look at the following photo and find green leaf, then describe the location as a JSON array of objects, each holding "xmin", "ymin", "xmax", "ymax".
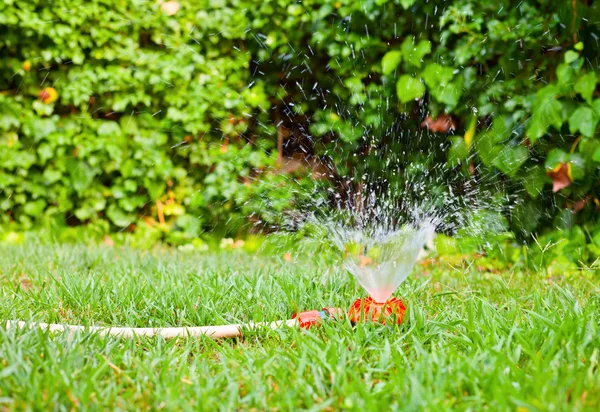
[
  {"xmin": 593, "ymin": 146, "xmax": 600, "ymax": 162},
  {"xmin": 242, "ymin": 82, "xmax": 269, "ymax": 109},
  {"xmin": 521, "ymin": 166, "xmax": 548, "ymax": 199},
  {"xmin": 569, "ymin": 154, "xmax": 585, "ymax": 180},
  {"xmin": 493, "ymin": 145, "xmax": 528, "ymax": 177},
  {"xmin": 556, "ymin": 63, "xmax": 575, "ymax": 93},
  {"xmin": 401, "ymin": 39, "xmax": 431, "ymax": 68},
  {"xmin": 400, "ymin": 0, "xmax": 416, "ymax": 9},
  {"xmin": 433, "ymin": 82, "xmax": 462, "ymax": 108},
  {"xmin": 564, "ymin": 50, "xmax": 579, "ymax": 64},
  {"xmin": 574, "ymin": 72, "xmax": 597, "ymax": 104},
  {"xmin": 511, "ymin": 200, "xmax": 542, "ymax": 233},
  {"xmin": 448, "ymin": 137, "xmax": 468, "ymax": 167},
  {"xmin": 474, "ymin": 132, "xmax": 501, "ymax": 167},
  {"xmin": 593, "ymin": 99, "xmax": 600, "ymax": 117},
  {"xmin": 569, "ymin": 153, "xmax": 585, "ymax": 180},
  {"xmin": 381, "ymin": 51, "xmax": 402, "ymax": 75},
  {"xmin": 396, "ymin": 75, "xmax": 425, "ymax": 103},
  {"xmin": 106, "ymin": 204, "xmax": 133, "ymax": 227},
  {"xmin": 24, "ymin": 199, "xmax": 47, "ymax": 216},
  {"xmin": 144, "ymin": 178, "xmax": 166, "ymax": 200},
  {"xmin": 68, "ymin": 160, "xmax": 95, "ymax": 195},
  {"xmin": 98, "ymin": 121, "xmax": 121, "ymax": 136},
  {"xmin": 568, "ymin": 106, "xmax": 598, "ymax": 138},
  {"xmin": 527, "ymin": 86, "xmax": 563, "ymax": 143},
  {"xmin": 545, "ymin": 149, "xmax": 568, "ymax": 170},
  {"xmin": 422, "ymin": 63, "xmax": 454, "ymax": 89}
]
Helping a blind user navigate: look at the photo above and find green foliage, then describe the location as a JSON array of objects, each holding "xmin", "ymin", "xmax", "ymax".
[
  {"xmin": 1, "ymin": 0, "xmax": 600, "ymax": 255},
  {"xmin": 0, "ymin": 0, "xmax": 301, "ymax": 239}
]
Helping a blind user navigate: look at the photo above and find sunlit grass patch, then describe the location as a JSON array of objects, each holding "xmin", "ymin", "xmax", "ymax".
[{"xmin": 1, "ymin": 243, "xmax": 599, "ymax": 410}]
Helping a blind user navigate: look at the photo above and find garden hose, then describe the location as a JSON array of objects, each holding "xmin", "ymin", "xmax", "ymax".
[
  {"xmin": 3, "ymin": 299, "xmax": 406, "ymax": 339},
  {"xmin": 3, "ymin": 308, "xmax": 343, "ymax": 339}
]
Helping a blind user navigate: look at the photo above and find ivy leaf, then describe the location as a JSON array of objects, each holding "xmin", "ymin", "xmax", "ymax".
[
  {"xmin": 592, "ymin": 146, "xmax": 600, "ymax": 162},
  {"xmin": 68, "ymin": 160, "xmax": 95, "ymax": 195},
  {"xmin": 511, "ymin": 200, "xmax": 542, "ymax": 234},
  {"xmin": 556, "ymin": 63, "xmax": 575, "ymax": 93},
  {"xmin": 422, "ymin": 63, "xmax": 454, "ymax": 89},
  {"xmin": 24, "ymin": 199, "xmax": 47, "ymax": 216},
  {"xmin": 527, "ymin": 86, "xmax": 563, "ymax": 143},
  {"xmin": 521, "ymin": 166, "xmax": 548, "ymax": 199},
  {"xmin": 564, "ymin": 50, "xmax": 579, "ymax": 64},
  {"xmin": 381, "ymin": 51, "xmax": 402, "ymax": 75},
  {"xmin": 493, "ymin": 145, "xmax": 528, "ymax": 177},
  {"xmin": 574, "ymin": 72, "xmax": 597, "ymax": 103},
  {"xmin": 569, "ymin": 153, "xmax": 585, "ymax": 180},
  {"xmin": 98, "ymin": 121, "xmax": 121, "ymax": 136},
  {"xmin": 475, "ymin": 132, "xmax": 501, "ymax": 167},
  {"xmin": 400, "ymin": 0, "xmax": 417, "ymax": 10},
  {"xmin": 396, "ymin": 75, "xmax": 425, "ymax": 103},
  {"xmin": 401, "ymin": 39, "xmax": 431, "ymax": 68},
  {"xmin": 545, "ymin": 149, "xmax": 569, "ymax": 170},
  {"xmin": 433, "ymin": 81, "xmax": 462, "ymax": 109},
  {"xmin": 106, "ymin": 204, "xmax": 133, "ymax": 227},
  {"xmin": 568, "ymin": 106, "xmax": 598, "ymax": 138},
  {"xmin": 592, "ymin": 99, "xmax": 600, "ymax": 117},
  {"xmin": 448, "ymin": 137, "xmax": 468, "ymax": 167}
]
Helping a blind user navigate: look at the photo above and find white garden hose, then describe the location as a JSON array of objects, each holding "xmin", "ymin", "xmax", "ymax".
[
  {"xmin": 4, "ymin": 319, "xmax": 299, "ymax": 339},
  {"xmin": 3, "ymin": 308, "xmax": 343, "ymax": 339}
]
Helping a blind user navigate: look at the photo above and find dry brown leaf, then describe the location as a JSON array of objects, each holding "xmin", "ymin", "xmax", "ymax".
[
  {"xmin": 572, "ymin": 197, "xmax": 588, "ymax": 213},
  {"xmin": 547, "ymin": 162, "xmax": 572, "ymax": 193},
  {"xmin": 38, "ymin": 87, "xmax": 58, "ymax": 104},
  {"xmin": 420, "ymin": 114, "xmax": 456, "ymax": 133},
  {"xmin": 19, "ymin": 275, "xmax": 32, "ymax": 291}
]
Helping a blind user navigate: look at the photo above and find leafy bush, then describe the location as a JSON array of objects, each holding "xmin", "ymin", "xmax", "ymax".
[
  {"xmin": 0, "ymin": 0, "xmax": 301, "ymax": 240},
  {"xmin": 1, "ymin": 0, "xmax": 599, "ymax": 259}
]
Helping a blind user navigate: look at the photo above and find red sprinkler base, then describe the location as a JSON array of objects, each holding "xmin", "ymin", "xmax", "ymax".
[{"xmin": 347, "ymin": 297, "xmax": 407, "ymax": 325}]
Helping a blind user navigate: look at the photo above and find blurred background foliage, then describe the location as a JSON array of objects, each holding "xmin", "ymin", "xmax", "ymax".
[{"xmin": 1, "ymin": 0, "xmax": 599, "ymax": 268}]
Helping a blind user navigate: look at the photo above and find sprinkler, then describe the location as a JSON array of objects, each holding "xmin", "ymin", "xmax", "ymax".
[{"xmin": 347, "ymin": 297, "xmax": 406, "ymax": 325}]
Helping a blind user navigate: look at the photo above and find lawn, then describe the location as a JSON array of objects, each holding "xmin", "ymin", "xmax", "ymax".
[{"xmin": 1, "ymin": 242, "xmax": 599, "ymax": 411}]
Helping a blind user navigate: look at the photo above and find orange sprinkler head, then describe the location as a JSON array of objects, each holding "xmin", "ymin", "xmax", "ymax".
[{"xmin": 347, "ymin": 297, "xmax": 406, "ymax": 325}]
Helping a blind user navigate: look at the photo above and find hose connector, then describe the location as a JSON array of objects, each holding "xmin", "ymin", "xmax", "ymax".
[{"xmin": 292, "ymin": 307, "xmax": 344, "ymax": 329}]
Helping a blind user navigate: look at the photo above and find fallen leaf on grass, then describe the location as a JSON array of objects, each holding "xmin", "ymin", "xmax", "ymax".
[{"xmin": 19, "ymin": 275, "xmax": 32, "ymax": 291}]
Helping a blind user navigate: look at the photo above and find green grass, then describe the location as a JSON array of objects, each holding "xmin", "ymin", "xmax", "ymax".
[{"xmin": 1, "ymin": 242, "xmax": 599, "ymax": 411}]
